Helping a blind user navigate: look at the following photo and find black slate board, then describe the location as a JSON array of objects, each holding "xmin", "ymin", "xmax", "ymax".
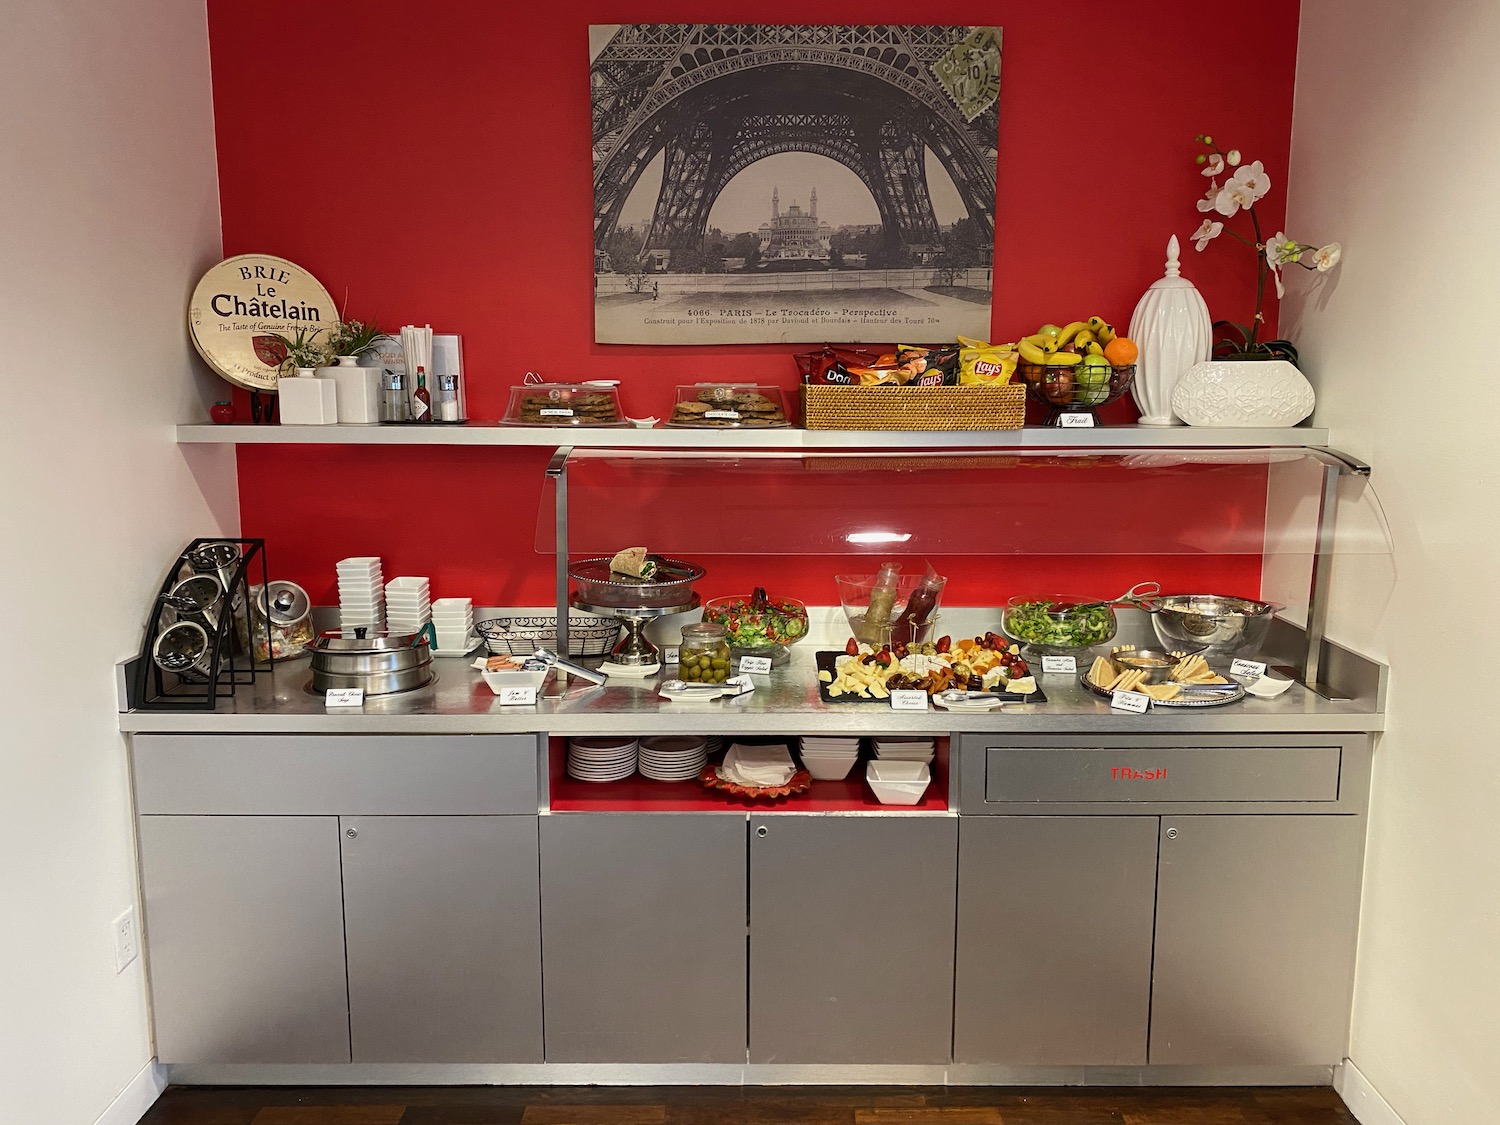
[{"xmin": 814, "ymin": 650, "xmax": 1047, "ymax": 705}]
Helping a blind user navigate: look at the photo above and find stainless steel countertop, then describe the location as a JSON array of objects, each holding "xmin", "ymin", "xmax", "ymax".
[{"xmin": 119, "ymin": 649, "xmax": 1385, "ymax": 735}]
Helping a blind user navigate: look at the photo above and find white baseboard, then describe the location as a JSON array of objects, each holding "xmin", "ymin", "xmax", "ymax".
[
  {"xmin": 93, "ymin": 1059, "xmax": 166, "ymax": 1125},
  {"xmin": 1335, "ymin": 1059, "xmax": 1407, "ymax": 1125}
]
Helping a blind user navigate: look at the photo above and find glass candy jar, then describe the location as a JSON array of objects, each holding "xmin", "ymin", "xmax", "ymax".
[{"xmin": 678, "ymin": 622, "xmax": 731, "ymax": 683}]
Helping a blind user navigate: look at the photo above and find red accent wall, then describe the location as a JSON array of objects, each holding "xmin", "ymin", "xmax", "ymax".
[{"xmin": 210, "ymin": 1, "xmax": 1298, "ymax": 607}]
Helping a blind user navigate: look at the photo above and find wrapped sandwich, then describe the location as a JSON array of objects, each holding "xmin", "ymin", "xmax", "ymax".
[{"xmin": 609, "ymin": 547, "xmax": 658, "ymax": 580}]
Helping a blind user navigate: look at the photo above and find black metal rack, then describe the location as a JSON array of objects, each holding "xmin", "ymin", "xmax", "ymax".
[{"xmin": 128, "ymin": 538, "xmax": 271, "ymax": 711}]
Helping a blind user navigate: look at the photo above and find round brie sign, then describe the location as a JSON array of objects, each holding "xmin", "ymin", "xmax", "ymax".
[{"xmin": 188, "ymin": 254, "xmax": 336, "ymax": 391}]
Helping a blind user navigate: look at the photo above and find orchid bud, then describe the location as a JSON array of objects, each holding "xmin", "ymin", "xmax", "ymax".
[
  {"xmin": 1227, "ymin": 149, "xmax": 1242, "ymax": 166},
  {"xmin": 1202, "ymin": 135, "xmax": 1213, "ymax": 145},
  {"xmin": 1196, "ymin": 154, "xmax": 1206, "ymax": 164}
]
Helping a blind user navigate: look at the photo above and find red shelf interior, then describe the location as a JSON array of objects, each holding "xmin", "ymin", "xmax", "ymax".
[{"xmin": 548, "ymin": 735, "xmax": 949, "ymax": 812}]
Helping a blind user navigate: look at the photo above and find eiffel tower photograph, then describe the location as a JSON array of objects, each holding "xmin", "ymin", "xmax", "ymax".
[{"xmin": 590, "ymin": 24, "xmax": 1001, "ymax": 345}]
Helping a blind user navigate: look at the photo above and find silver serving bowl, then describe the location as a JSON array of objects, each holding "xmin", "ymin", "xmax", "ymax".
[{"xmin": 1148, "ymin": 594, "xmax": 1282, "ymax": 660}]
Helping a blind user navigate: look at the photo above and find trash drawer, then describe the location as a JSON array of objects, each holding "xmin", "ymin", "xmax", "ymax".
[{"xmin": 984, "ymin": 745, "xmax": 1341, "ymax": 804}]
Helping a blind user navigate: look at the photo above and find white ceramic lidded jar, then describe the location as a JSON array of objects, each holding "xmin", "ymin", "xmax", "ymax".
[{"xmin": 1127, "ymin": 236, "xmax": 1212, "ymax": 425}]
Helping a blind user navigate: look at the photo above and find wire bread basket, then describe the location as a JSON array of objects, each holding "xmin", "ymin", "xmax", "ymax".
[{"xmin": 477, "ymin": 614, "xmax": 622, "ymax": 658}]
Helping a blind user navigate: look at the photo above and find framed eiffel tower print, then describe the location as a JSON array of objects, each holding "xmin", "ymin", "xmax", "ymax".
[{"xmin": 590, "ymin": 25, "xmax": 1001, "ymax": 345}]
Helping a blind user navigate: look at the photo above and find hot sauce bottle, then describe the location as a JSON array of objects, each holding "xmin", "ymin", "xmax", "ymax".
[{"xmin": 411, "ymin": 366, "xmax": 431, "ymax": 421}]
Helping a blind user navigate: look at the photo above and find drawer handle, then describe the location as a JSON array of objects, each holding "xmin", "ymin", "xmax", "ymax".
[
  {"xmin": 346, "ymin": 827, "xmax": 358, "ymax": 839},
  {"xmin": 1165, "ymin": 827, "xmax": 1178, "ymax": 840},
  {"xmin": 756, "ymin": 825, "xmax": 768, "ymax": 838}
]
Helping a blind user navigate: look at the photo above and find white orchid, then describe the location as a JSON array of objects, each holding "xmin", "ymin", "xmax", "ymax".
[
  {"xmin": 1190, "ymin": 136, "xmax": 1341, "ymax": 353},
  {"xmin": 1312, "ymin": 242, "xmax": 1342, "ymax": 271},
  {"xmin": 1193, "ymin": 219, "xmax": 1224, "ymax": 251},
  {"xmin": 1215, "ymin": 161, "xmax": 1271, "ymax": 216}
]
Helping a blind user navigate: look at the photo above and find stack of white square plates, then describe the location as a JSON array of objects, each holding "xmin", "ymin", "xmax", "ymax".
[
  {"xmin": 873, "ymin": 738, "xmax": 936, "ymax": 764},
  {"xmin": 567, "ymin": 737, "xmax": 638, "ymax": 782},
  {"xmin": 337, "ymin": 557, "xmax": 384, "ymax": 629},
  {"xmin": 638, "ymin": 735, "xmax": 708, "ymax": 781},
  {"xmin": 386, "ymin": 576, "xmax": 431, "ymax": 636}
]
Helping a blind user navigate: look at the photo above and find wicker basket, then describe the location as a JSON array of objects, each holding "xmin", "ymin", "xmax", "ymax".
[{"xmin": 801, "ymin": 383, "xmax": 1026, "ymax": 431}]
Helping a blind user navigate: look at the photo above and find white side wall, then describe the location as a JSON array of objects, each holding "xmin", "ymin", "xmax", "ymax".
[
  {"xmin": 1287, "ymin": 3, "xmax": 1500, "ymax": 1122},
  {"xmin": 0, "ymin": 3, "xmax": 236, "ymax": 1122}
]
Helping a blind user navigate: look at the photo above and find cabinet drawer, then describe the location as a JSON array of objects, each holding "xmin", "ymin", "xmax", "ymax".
[
  {"xmin": 133, "ymin": 734, "xmax": 538, "ymax": 815},
  {"xmin": 984, "ymin": 745, "xmax": 1341, "ymax": 804}
]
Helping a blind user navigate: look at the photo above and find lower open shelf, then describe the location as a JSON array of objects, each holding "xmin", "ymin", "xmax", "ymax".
[{"xmin": 547, "ymin": 735, "xmax": 949, "ymax": 812}]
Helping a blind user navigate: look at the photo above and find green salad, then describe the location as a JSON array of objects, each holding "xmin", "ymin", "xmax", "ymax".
[
  {"xmin": 1003, "ymin": 599, "xmax": 1114, "ymax": 648},
  {"xmin": 702, "ymin": 588, "xmax": 808, "ymax": 649}
]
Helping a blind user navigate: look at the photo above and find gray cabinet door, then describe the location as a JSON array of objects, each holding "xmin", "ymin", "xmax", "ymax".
[
  {"xmin": 1151, "ymin": 815, "xmax": 1364, "ymax": 1065},
  {"xmin": 137, "ymin": 815, "xmax": 349, "ymax": 1063},
  {"xmin": 954, "ymin": 816, "xmax": 1158, "ymax": 1065},
  {"xmin": 749, "ymin": 815, "xmax": 958, "ymax": 1064},
  {"xmin": 539, "ymin": 814, "xmax": 747, "ymax": 1062},
  {"xmin": 341, "ymin": 815, "xmax": 543, "ymax": 1062}
]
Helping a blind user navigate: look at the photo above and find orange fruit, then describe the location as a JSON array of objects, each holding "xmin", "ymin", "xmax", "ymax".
[{"xmin": 1104, "ymin": 337, "xmax": 1139, "ymax": 365}]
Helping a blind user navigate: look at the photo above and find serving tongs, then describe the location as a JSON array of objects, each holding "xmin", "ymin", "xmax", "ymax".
[{"xmin": 1069, "ymin": 581, "xmax": 1161, "ymax": 612}]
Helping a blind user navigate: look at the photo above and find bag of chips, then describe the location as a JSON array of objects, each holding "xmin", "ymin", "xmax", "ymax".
[{"xmin": 957, "ymin": 336, "xmax": 1018, "ymax": 385}]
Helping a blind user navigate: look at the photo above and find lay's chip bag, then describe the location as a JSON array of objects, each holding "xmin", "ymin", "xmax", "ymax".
[{"xmin": 957, "ymin": 336, "xmax": 1018, "ymax": 386}]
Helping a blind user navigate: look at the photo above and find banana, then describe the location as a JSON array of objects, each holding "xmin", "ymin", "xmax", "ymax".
[
  {"xmin": 1073, "ymin": 329, "xmax": 1097, "ymax": 348},
  {"xmin": 1097, "ymin": 323, "xmax": 1117, "ymax": 345},
  {"xmin": 1084, "ymin": 341, "xmax": 1104, "ymax": 357},
  {"xmin": 1054, "ymin": 320, "xmax": 1088, "ymax": 347},
  {"xmin": 1086, "ymin": 315, "xmax": 1108, "ymax": 333},
  {"xmin": 1021, "ymin": 333, "xmax": 1051, "ymax": 348},
  {"xmin": 1017, "ymin": 340, "xmax": 1050, "ymax": 365},
  {"xmin": 1049, "ymin": 351, "xmax": 1083, "ymax": 365},
  {"xmin": 1040, "ymin": 338, "xmax": 1060, "ymax": 355}
]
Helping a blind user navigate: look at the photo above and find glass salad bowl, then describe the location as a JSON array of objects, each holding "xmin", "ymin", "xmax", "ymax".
[
  {"xmin": 700, "ymin": 589, "xmax": 809, "ymax": 666},
  {"xmin": 1000, "ymin": 593, "xmax": 1119, "ymax": 658}
]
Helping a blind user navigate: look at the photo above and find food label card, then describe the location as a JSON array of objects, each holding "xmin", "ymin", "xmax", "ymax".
[
  {"xmin": 889, "ymin": 690, "xmax": 929, "ymax": 711},
  {"xmin": 738, "ymin": 655, "xmax": 773, "ymax": 675},
  {"xmin": 1231, "ymin": 659, "xmax": 1267, "ymax": 678},
  {"xmin": 1111, "ymin": 689, "xmax": 1151, "ymax": 713},
  {"xmin": 324, "ymin": 688, "xmax": 364, "ymax": 707},
  {"xmin": 1041, "ymin": 655, "xmax": 1077, "ymax": 675}
]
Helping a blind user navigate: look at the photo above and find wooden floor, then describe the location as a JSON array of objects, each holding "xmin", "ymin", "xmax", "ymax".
[{"xmin": 138, "ymin": 1085, "xmax": 1359, "ymax": 1124}]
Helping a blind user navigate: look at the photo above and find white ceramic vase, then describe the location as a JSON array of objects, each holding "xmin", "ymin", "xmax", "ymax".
[
  {"xmin": 1127, "ymin": 236, "xmax": 1212, "ymax": 425},
  {"xmin": 328, "ymin": 354, "xmax": 382, "ymax": 424},
  {"xmin": 277, "ymin": 366, "xmax": 339, "ymax": 425},
  {"xmin": 1171, "ymin": 359, "xmax": 1316, "ymax": 427}
]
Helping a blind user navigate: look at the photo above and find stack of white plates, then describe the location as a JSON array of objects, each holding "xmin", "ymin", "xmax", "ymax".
[
  {"xmin": 567, "ymin": 736, "xmax": 638, "ymax": 782},
  {"xmin": 386, "ymin": 576, "xmax": 431, "ymax": 636},
  {"xmin": 638, "ymin": 735, "xmax": 708, "ymax": 781},
  {"xmin": 798, "ymin": 736, "xmax": 861, "ymax": 780},
  {"xmin": 337, "ymin": 557, "xmax": 384, "ymax": 629},
  {"xmin": 873, "ymin": 738, "xmax": 936, "ymax": 764},
  {"xmin": 431, "ymin": 597, "xmax": 474, "ymax": 652}
]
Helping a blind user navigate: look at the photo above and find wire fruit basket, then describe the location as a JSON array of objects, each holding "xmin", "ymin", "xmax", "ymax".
[
  {"xmin": 1018, "ymin": 362, "xmax": 1136, "ymax": 425},
  {"xmin": 476, "ymin": 614, "xmax": 621, "ymax": 658}
]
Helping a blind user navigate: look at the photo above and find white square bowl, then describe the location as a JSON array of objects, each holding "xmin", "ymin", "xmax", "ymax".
[
  {"xmin": 481, "ymin": 667, "xmax": 549, "ymax": 694},
  {"xmin": 866, "ymin": 760, "xmax": 931, "ymax": 805},
  {"xmin": 800, "ymin": 756, "xmax": 857, "ymax": 781}
]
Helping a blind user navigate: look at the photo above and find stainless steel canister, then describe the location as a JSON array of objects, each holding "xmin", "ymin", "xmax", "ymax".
[
  {"xmin": 153, "ymin": 620, "xmax": 214, "ymax": 681},
  {"xmin": 308, "ymin": 629, "xmax": 434, "ymax": 695}
]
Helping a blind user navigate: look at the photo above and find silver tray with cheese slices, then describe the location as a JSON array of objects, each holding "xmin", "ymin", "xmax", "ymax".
[{"xmin": 1080, "ymin": 646, "xmax": 1246, "ymax": 707}]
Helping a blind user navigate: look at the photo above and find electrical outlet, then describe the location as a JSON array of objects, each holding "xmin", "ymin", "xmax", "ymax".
[{"xmin": 113, "ymin": 907, "xmax": 138, "ymax": 972}]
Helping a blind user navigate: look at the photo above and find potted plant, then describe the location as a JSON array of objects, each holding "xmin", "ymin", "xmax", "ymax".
[
  {"xmin": 273, "ymin": 326, "xmax": 330, "ymax": 378},
  {"xmin": 327, "ymin": 317, "xmax": 386, "ymax": 365},
  {"xmin": 1172, "ymin": 135, "xmax": 1342, "ymax": 426}
]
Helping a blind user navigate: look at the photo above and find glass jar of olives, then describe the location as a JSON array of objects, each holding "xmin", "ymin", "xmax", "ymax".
[{"xmin": 678, "ymin": 622, "xmax": 731, "ymax": 683}]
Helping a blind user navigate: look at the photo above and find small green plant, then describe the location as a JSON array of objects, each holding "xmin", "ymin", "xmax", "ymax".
[
  {"xmin": 328, "ymin": 317, "xmax": 386, "ymax": 358},
  {"xmin": 274, "ymin": 327, "xmax": 330, "ymax": 371}
]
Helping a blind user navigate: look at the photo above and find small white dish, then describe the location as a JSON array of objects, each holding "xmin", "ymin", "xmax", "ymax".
[
  {"xmin": 627, "ymin": 416, "xmax": 660, "ymax": 428},
  {"xmin": 432, "ymin": 637, "xmax": 482, "ymax": 657},
  {"xmin": 1243, "ymin": 673, "xmax": 1295, "ymax": 698}
]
